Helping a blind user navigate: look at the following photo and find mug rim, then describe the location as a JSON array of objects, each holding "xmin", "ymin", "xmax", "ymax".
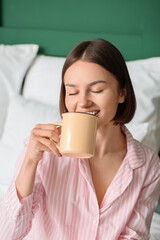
[{"xmin": 62, "ymin": 111, "xmax": 99, "ymax": 118}]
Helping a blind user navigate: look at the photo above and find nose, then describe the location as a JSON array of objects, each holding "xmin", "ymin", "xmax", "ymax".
[{"xmin": 78, "ymin": 92, "xmax": 93, "ymax": 108}]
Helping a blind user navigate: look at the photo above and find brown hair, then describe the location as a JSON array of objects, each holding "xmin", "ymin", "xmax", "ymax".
[{"xmin": 59, "ymin": 39, "xmax": 136, "ymax": 125}]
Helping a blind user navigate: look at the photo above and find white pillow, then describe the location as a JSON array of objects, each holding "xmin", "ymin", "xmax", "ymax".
[
  {"xmin": 23, "ymin": 54, "xmax": 66, "ymax": 106},
  {"xmin": 0, "ymin": 44, "xmax": 39, "ymax": 139},
  {"xmin": 1, "ymin": 95, "xmax": 61, "ymax": 154},
  {"xmin": 126, "ymin": 57, "xmax": 160, "ymax": 152},
  {"xmin": 127, "ymin": 122, "xmax": 149, "ymax": 142}
]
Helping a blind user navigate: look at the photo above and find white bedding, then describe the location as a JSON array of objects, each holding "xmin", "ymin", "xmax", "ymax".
[
  {"xmin": 150, "ymin": 213, "xmax": 160, "ymax": 240},
  {"xmin": 0, "ymin": 46, "xmax": 160, "ymax": 239}
]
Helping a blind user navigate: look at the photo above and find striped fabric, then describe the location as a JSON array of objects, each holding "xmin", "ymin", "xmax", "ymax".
[{"xmin": 0, "ymin": 126, "xmax": 160, "ymax": 240}]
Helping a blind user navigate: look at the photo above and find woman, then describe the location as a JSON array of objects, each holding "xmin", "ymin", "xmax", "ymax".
[{"xmin": 0, "ymin": 39, "xmax": 160, "ymax": 240}]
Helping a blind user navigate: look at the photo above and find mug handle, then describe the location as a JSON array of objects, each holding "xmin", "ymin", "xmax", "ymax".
[{"xmin": 53, "ymin": 122, "xmax": 62, "ymax": 152}]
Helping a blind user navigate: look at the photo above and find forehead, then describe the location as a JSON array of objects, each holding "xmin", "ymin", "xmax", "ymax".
[{"xmin": 64, "ymin": 60, "xmax": 116, "ymax": 85}]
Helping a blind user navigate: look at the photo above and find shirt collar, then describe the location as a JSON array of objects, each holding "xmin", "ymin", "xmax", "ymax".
[{"xmin": 122, "ymin": 125, "xmax": 146, "ymax": 169}]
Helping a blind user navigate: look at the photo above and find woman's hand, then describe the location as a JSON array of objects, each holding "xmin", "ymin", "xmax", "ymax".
[
  {"xmin": 15, "ymin": 123, "xmax": 61, "ymax": 200},
  {"xmin": 26, "ymin": 123, "xmax": 62, "ymax": 165}
]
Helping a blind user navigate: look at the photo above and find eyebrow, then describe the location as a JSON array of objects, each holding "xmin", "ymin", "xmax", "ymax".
[{"xmin": 65, "ymin": 80, "xmax": 107, "ymax": 87}]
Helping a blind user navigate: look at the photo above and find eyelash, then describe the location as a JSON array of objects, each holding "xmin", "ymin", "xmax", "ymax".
[
  {"xmin": 69, "ymin": 90, "xmax": 103, "ymax": 96},
  {"xmin": 69, "ymin": 93, "xmax": 78, "ymax": 96},
  {"xmin": 92, "ymin": 90, "xmax": 103, "ymax": 93}
]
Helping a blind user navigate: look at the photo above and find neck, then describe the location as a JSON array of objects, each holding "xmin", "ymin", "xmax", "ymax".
[{"xmin": 94, "ymin": 123, "xmax": 126, "ymax": 159}]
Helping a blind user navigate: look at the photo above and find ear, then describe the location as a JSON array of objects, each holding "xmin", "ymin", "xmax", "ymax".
[{"xmin": 118, "ymin": 88, "xmax": 127, "ymax": 104}]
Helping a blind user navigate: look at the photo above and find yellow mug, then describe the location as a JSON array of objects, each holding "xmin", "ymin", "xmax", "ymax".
[{"xmin": 54, "ymin": 112, "xmax": 98, "ymax": 158}]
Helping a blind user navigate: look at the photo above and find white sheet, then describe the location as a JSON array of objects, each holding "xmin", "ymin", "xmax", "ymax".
[{"xmin": 150, "ymin": 212, "xmax": 160, "ymax": 240}]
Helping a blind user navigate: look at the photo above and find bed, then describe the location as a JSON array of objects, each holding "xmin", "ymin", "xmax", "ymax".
[{"xmin": 0, "ymin": 0, "xmax": 160, "ymax": 239}]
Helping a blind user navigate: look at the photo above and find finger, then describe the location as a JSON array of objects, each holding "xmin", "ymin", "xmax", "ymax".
[
  {"xmin": 38, "ymin": 137, "xmax": 62, "ymax": 157},
  {"xmin": 57, "ymin": 126, "xmax": 62, "ymax": 135},
  {"xmin": 35, "ymin": 123, "xmax": 60, "ymax": 133},
  {"xmin": 33, "ymin": 129, "xmax": 60, "ymax": 143},
  {"xmin": 37, "ymin": 142, "xmax": 52, "ymax": 153}
]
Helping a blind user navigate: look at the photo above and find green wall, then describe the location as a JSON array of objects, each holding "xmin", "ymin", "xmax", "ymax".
[{"xmin": 0, "ymin": 0, "xmax": 160, "ymax": 60}]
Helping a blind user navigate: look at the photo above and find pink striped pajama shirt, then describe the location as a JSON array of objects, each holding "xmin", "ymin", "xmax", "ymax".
[{"xmin": 0, "ymin": 126, "xmax": 160, "ymax": 240}]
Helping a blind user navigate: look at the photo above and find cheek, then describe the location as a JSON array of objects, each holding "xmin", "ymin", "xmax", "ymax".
[
  {"xmin": 65, "ymin": 95, "xmax": 70, "ymax": 110},
  {"xmin": 100, "ymin": 91, "xmax": 120, "ymax": 115},
  {"xmin": 65, "ymin": 95, "xmax": 76, "ymax": 111},
  {"xmin": 101, "ymin": 92, "xmax": 118, "ymax": 107}
]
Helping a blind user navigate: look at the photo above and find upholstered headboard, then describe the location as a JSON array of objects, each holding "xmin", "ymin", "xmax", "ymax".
[{"xmin": 0, "ymin": 0, "xmax": 160, "ymax": 60}]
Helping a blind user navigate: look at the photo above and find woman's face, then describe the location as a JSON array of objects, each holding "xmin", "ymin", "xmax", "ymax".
[{"xmin": 64, "ymin": 60, "xmax": 125, "ymax": 127}]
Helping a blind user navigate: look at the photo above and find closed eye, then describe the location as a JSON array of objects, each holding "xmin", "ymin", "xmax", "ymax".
[
  {"xmin": 91, "ymin": 90, "xmax": 103, "ymax": 93},
  {"xmin": 68, "ymin": 90, "xmax": 103, "ymax": 95},
  {"xmin": 69, "ymin": 92, "xmax": 78, "ymax": 96}
]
